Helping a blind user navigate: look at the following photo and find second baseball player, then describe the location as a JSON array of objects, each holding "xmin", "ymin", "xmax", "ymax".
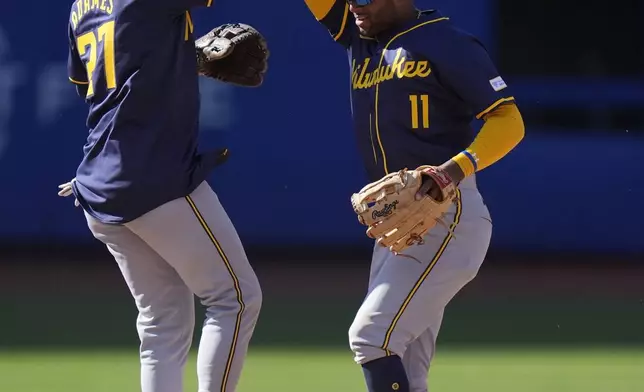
[{"xmin": 304, "ymin": 0, "xmax": 525, "ymax": 391}]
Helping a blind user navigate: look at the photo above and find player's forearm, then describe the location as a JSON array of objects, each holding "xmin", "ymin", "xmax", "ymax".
[
  {"xmin": 304, "ymin": 0, "xmax": 351, "ymax": 44},
  {"xmin": 304, "ymin": 0, "xmax": 340, "ymax": 20},
  {"xmin": 450, "ymin": 103, "xmax": 525, "ymax": 178}
]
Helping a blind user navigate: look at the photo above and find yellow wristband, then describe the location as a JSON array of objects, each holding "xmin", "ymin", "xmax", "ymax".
[{"xmin": 452, "ymin": 150, "xmax": 478, "ymax": 178}]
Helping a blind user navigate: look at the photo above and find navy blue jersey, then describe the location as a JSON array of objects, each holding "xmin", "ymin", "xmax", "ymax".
[
  {"xmin": 317, "ymin": 6, "xmax": 515, "ymax": 182},
  {"xmin": 67, "ymin": 0, "xmax": 219, "ymax": 224}
]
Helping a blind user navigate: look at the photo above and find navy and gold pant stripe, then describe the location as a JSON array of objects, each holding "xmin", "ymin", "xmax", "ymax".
[
  {"xmin": 185, "ymin": 195, "xmax": 245, "ymax": 392},
  {"xmin": 380, "ymin": 189, "xmax": 463, "ymax": 356}
]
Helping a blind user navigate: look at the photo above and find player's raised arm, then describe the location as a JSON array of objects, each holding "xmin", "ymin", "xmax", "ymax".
[
  {"xmin": 304, "ymin": 0, "xmax": 354, "ymax": 46},
  {"xmin": 431, "ymin": 32, "xmax": 525, "ymax": 182}
]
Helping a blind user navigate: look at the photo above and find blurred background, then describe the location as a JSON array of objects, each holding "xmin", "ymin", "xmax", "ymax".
[{"xmin": 0, "ymin": 0, "xmax": 643, "ymax": 391}]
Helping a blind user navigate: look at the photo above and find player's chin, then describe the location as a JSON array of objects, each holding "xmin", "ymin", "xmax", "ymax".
[{"xmin": 355, "ymin": 20, "xmax": 374, "ymax": 36}]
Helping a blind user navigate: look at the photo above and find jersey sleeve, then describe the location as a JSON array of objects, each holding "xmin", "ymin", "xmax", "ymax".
[
  {"xmin": 431, "ymin": 30, "xmax": 514, "ymax": 120},
  {"xmin": 304, "ymin": 0, "xmax": 354, "ymax": 47},
  {"xmin": 67, "ymin": 24, "xmax": 88, "ymax": 86}
]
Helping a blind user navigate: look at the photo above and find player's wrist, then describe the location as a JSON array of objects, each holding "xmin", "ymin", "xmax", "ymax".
[
  {"xmin": 451, "ymin": 150, "xmax": 478, "ymax": 178},
  {"xmin": 438, "ymin": 160, "xmax": 465, "ymax": 184}
]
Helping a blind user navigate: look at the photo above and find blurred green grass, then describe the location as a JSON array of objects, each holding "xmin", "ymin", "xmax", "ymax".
[
  {"xmin": 3, "ymin": 294, "xmax": 644, "ymax": 348},
  {"xmin": 2, "ymin": 261, "xmax": 644, "ymax": 391},
  {"xmin": 1, "ymin": 347, "xmax": 643, "ymax": 392}
]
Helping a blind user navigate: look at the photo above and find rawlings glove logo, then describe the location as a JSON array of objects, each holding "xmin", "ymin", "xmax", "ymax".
[{"xmin": 372, "ymin": 200, "xmax": 399, "ymax": 220}]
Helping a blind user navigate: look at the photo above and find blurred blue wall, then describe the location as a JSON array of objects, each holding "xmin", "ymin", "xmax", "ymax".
[{"xmin": 0, "ymin": 0, "xmax": 641, "ymax": 253}]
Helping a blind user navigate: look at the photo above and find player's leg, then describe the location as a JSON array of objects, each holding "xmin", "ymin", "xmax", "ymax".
[
  {"xmin": 85, "ymin": 212, "xmax": 195, "ymax": 392},
  {"xmin": 351, "ymin": 241, "xmax": 415, "ymax": 392},
  {"xmin": 348, "ymin": 181, "xmax": 492, "ymax": 392},
  {"xmin": 401, "ymin": 315, "xmax": 444, "ymax": 392},
  {"xmin": 125, "ymin": 181, "xmax": 262, "ymax": 392}
]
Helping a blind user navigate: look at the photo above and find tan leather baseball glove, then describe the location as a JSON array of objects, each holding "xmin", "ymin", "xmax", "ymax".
[{"xmin": 351, "ymin": 166, "xmax": 459, "ymax": 254}]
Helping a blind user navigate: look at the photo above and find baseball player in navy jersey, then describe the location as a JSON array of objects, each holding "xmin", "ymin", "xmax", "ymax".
[
  {"xmin": 304, "ymin": 1, "xmax": 525, "ymax": 391},
  {"xmin": 57, "ymin": 1, "xmax": 265, "ymax": 391}
]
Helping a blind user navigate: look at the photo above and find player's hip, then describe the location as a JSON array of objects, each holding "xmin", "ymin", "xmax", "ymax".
[
  {"xmin": 369, "ymin": 181, "xmax": 492, "ymax": 283},
  {"xmin": 369, "ymin": 174, "xmax": 491, "ymax": 259},
  {"xmin": 72, "ymin": 175, "xmax": 208, "ymax": 225},
  {"xmin": 446, "ymin": 174, "xmax": 492, "ymax": 226},
  {"xmin": 399, "ymin": 174, "xmax": 492, "ymax": 259}
]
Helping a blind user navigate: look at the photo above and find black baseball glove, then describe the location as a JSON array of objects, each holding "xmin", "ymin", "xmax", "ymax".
[{"xmin": 195, "ymin": 23, "xmax": 269, "ymax": 87}]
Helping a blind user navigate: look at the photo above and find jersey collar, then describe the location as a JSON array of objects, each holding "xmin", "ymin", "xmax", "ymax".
[{"xmin": 374, "ymin": 9, "xmax": 447, "ymax": 43}]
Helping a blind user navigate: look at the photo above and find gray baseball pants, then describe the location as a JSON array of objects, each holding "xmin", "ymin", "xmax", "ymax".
[
  {"xmin": 348, "ymin": 174, "xmax": 493, "ymax": 391},
  {"xmin": 85, "ymin": 181, "xmax": 262, "ymax": 392}
]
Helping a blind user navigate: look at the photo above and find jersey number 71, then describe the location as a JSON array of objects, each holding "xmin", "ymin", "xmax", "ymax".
[{"xmin": 76, "ymin": 20, "xmax": 116, "ymax": 97}]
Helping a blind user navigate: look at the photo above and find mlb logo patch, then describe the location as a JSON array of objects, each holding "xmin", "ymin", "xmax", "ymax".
[{"xmin": 489, "ymin": 76, "xmax": 507, "ymax": 92}]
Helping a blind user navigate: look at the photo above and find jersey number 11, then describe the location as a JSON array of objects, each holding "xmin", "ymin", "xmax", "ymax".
[{"xmin": 409, "ymin": 94, "xmax": 430, "ymax": 129}]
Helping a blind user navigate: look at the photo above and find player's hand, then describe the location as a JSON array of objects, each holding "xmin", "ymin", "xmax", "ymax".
[
  {"xmin": 58, "ymin": 178, "xmax": 80, "ymax": 207},
  {"xmin": 415, "ymin": 160, "xmax": 465, "ymax": 201},
  {"xmin": 415, "ymin": 176, "xmax": 443, "ymax": 201}
]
